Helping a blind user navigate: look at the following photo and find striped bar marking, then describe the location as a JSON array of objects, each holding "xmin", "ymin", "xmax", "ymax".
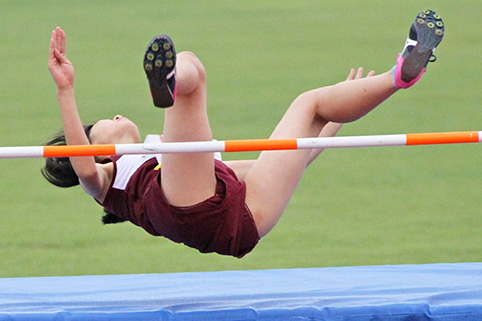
[
  {"xmin": 297, "ymin": 134, "xmax": 407, "ymax": 149},
  {"xmin": 43, "ymin": 145, "xmax": 116, "ymax": 158},
  {"xmin": 140, "ymin": 140, "xmax": 226, "ymax": 154},
  {"xmin": 0, "ymin": 131, "xmax": 479, "ymax": 159},
  {"xmin": 0, "ymin": 146, "xmax": 44, "ymax": 158},
  {"xmin": 224, "ymin": 139, "xmax": 298, "ymax": 152},
  {"xmin": 406, "ymin": 131, "xmax": 480, "ymax": 145}
]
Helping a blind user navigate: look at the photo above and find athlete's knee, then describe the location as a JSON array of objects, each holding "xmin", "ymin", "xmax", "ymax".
[
  {"xmin": 293, "ymin": 87, "xmax": 356, "ymax": 123},
  {"xmin": 178, "ymin": 51, "xmax": 206, "ymax": 79},
  {"xmin": 289, "ymin": 90, "xmax": 329, "ymax": 122},
  {"xmin": 176, "ymin": 51, "xmax": 207, "ymax": 95}
]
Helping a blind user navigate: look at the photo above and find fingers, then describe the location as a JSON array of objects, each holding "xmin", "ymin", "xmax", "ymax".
[
  {"xmin": 355, "ymin": 67, "xmax": 365, "ymax": 79},
  {"xmin": 49, "ymin": 31, "xmax": 56, "ymax": 59},
  {"xmin": 57, "ymin": 27, "xmax": 66, "ymax": 55},
  {"xmin": 48, "ymin": 27, "xmax": 72, "ymax": 75},
  {"xmin": 53, "ymin": 48, "xmax": 69, "ymax": 63},
  {"xmin": 345, "ymin": 68, "xmax": 356, "ymax": 81},
  {"xmin": 50, "ymin": 27, "xmax": 66, "ymax": 56},
  {"xmin": 346, "ymin": 67, "xmax": 376, "ymax": 81}
]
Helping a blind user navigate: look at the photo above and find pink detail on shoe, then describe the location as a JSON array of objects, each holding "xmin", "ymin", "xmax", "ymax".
[
  {"xmin": 171, "ymin": 69, "xmax": 177, "ymax": 103},
  {"xmin": 172, "ymin": 80, "xmax": 177, "ymax": 101},
  {"xmin": 393, "ymin": 54, "xmax": 426, "ymax": 89}
]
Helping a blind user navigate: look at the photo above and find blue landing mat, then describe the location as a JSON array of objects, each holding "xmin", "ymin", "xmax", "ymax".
[{"xmin": 1, "ymin": 263, "xmax": 482, "ymax": 320}]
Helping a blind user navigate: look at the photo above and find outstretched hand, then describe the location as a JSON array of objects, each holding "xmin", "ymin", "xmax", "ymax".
[{"xmin": 48, "ymin": 27, "xmax": 75, "ymax": 90}]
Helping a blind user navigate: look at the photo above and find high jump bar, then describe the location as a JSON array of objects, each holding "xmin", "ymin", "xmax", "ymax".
[{"xmin": 0, "ymin": 131, "xmax": 480, "ymax": 159}]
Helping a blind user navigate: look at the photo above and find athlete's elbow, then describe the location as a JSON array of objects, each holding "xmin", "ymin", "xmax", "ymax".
[{"xmin": 78, "ymin": 172, "xmax": 104, "ymax": 198}]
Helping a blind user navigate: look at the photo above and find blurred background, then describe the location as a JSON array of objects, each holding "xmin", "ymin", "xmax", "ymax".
[{"xmin": 0, "ymin": 0, "xmax": 480, "ymax": 277}]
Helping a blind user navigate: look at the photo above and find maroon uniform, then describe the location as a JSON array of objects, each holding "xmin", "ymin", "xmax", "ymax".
[{"xmin": 97, "ymin": 155, "xmax": 259, "ymax": 258}]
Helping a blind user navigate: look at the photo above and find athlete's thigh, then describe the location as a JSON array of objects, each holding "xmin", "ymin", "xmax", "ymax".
[
  {"xmin": 160, "ymin": 53, "xmax": 216, "ymax": 207},
  {"xmin": 244, "ymin": 98, "xmax": 326, "ymax": 237}
]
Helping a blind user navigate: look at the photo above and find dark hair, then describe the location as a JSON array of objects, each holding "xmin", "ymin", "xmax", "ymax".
[
  {"xmin": 41, "ymin": 125, "xmax": 94, "ymax": 188},
  {"xmin": 102, "ymin": 211, "xmax": 127, "ymax": 224},
  {"xmin": 41, "ymin": 125, "xmax": 126, "ymax": 224}
]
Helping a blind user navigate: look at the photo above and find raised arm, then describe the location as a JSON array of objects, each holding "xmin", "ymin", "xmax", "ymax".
[{"xmin": 48, "ymin": 27, "xmax": 107, "ymax": 199}]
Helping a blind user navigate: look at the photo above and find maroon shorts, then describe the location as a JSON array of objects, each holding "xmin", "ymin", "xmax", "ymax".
[{"xmin": 141, "ymin": 160, "xmax": 260, "ymax": 258}]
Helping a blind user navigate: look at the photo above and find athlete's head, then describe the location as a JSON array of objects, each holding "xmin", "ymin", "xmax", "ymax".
[
  {"xmin": 41, "ymin": 115, "xmax": 140, "ymax": 188},
  {"xmin": 89, "ymin": 115, "xmax": 141, "ymax": 145},
  {"xmin": 41, "ymin": 117, "xmax": 134, "ymax": 224}
]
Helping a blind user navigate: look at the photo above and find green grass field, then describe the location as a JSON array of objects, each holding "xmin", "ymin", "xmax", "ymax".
[{"xmin": 0, "ymin": 0, "xmax": 481, "ymax": 277}]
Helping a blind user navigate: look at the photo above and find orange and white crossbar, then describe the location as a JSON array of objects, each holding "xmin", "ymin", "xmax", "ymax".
[{"xmin": 0, "ymin": 131, "xmax": 480, "ymax": 159}]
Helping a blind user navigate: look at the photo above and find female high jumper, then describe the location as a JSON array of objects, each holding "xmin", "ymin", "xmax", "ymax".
[{"xmin": 43, "ymin": 10, "xmax": 444, "ymax": 257}]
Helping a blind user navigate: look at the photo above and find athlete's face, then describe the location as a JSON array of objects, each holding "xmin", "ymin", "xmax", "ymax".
[{"xmin": 89, "ymin": 115, "xmax": 141, "ymax": 145}]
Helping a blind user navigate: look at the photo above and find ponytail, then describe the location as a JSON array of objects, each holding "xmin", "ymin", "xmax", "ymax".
[{"xmin": 102, "ymin": 210, "xmax": 127, "ymax": 224}]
